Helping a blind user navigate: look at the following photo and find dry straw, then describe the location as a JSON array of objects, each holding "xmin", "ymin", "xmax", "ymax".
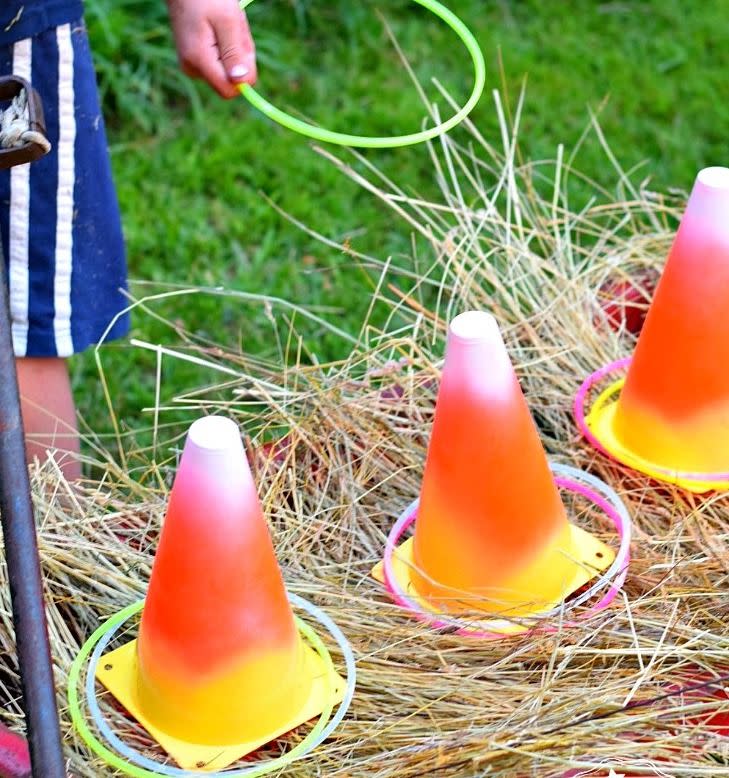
[{"xmin": 1, "ymin": 90, "xmax": 728, "ymax": 777}]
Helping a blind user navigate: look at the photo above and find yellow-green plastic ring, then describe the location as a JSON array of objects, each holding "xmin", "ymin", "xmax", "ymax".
[
  {"xmin": 238, "ymin": 0, "xmax": 486, "ymax": 147},
  {"xmin": 68, "ymin": 601, "xmax": 334, "ymax": 777}
]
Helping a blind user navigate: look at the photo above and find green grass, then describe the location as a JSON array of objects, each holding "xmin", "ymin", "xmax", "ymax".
[{"xmin": 75, "ymin": 0, "xmax": 729, "ymax": 445}]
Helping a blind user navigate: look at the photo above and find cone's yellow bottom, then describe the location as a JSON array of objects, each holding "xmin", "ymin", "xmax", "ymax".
[
  {"xmin": 137, "ymin": 641, "xmax": 310, "ymax": 746},
  {"xmin": 588, "ymin": 383, "xmax": 729, "ymax": 493},
  {"xmin": 96, "ymin": 638, "xmax": 346, "ymax": 772},
  {"xmin": 373, "ymin": 523, "xmax": 614, "ymax": 635}
]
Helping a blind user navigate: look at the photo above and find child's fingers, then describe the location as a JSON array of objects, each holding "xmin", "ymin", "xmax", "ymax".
[
  {"xmin": 181, "ymin": 22, "xmax": 239, "ymax": 99},
  {"xmin": 177, "ymin": 46, "xmax": 230, "ymax": 98},
  {"xmin": 211, "ymin": 9, "xmax": 257, "ymax": 89},
  {"xmin": 194, "ymin": 52, "xmax": 240, "ymax": 99},
  {"xmin": 237, "ymin": 13, "xmax": 258, "ymax": 85},
  {"xmin": 169, "ymin": 1, "xmax": 257, "ymax": 98}
]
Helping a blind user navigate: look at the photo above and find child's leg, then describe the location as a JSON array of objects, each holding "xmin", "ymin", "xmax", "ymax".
[
  {"xmin": 0, "ymin": 21, "xmax": 129, "ymax": 484},
  {"xmin": 16, "ymin": 356, "xmax": 80, "ymax": 480}
]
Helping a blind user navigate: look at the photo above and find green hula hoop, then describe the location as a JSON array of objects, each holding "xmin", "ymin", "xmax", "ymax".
[
  {"xmin": 238, "ymin": 0, "xmax": 486, "ymax": 148},
  {"xmin": 67, "ymin": 600, "xmax": 335, "ymax": 778}
]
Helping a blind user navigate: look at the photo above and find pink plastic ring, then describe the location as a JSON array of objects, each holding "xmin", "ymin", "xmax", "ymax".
[
  {"xmin": 574, "ymin": 358, "xmax": 729, "ymax": 483},
  {"xmin": 382, "ymin": 468, "xmax": 630, "ymax": 639}
]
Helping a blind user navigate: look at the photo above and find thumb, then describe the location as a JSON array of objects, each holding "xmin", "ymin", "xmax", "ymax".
[{"xmin": 212, "ymin": 10, "xmax": 257, "ymax": 86}]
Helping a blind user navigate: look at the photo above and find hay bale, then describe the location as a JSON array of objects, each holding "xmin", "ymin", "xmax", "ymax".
[{"xmin": 2, "ymin": 101, "xmax": 728, "ymax": 777}]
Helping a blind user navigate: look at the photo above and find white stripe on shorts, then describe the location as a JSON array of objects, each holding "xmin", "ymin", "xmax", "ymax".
[
  {"xmin": 53, "ymin": 23, "xmax": 76, "ymax": 357},
  {"xmin": 9, "ymin": 36, "xmax": 32, "ymax": 357}
]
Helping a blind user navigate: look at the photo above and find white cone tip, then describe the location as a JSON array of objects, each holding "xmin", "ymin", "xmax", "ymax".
[
  {"xmin": 187, "ymin": 416, "xmax": 242, "ymax": 453},
  {"xmin": 449, "ymin": 311, "xmax": 500, "ymax": 343},
  {"xmin": 684, "ymin": 167, "xmax": 729, "ymax": 230},
  {"xmin": 445, "ymin": 312, "xmax": 515, "ymax": 394},
  {"xmin": 696, "ymin": 166, "xmax": 729, "ymax": 191}
]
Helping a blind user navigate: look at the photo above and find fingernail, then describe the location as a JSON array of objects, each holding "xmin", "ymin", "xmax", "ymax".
[{"xmin": 230, "ymin": 64, "xmax": 249, "ymax": 80}]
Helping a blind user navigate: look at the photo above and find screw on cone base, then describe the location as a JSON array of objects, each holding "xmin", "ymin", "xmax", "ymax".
[
  {"xmin": 93, "ymin": 416, "xmax": 346, "ymax": 770},
  {"xmin": 586, "ymin": 167, "xmax": 729, "ymax": 486},
  {"xmin": 373, "ymin": 312, "xmax": 615, "ymax": 628}
]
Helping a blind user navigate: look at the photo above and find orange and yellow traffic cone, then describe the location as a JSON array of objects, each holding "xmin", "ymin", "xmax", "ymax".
[
  {"xmin": 374, "ymin": 312, "xmax": 615, "ymax": 631},
  {"xmin": 578, "ymin": 167, "xmax": 729, "ymax": 492},
  {"xmin": 96, "ymin": 416, "xmax": 345, "ymax": 771}
]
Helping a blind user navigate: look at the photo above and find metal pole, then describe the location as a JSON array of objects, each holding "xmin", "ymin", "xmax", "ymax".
[{"xmin": 0, "ymin": 244, "xmax": 65, "ymax": 777}]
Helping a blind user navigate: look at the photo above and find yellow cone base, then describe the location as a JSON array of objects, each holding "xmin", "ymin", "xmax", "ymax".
[
  {"xmin": 372, "ymin": 524, "xmax": 614, "ymax": 636},
  {"xmin": 587, "ymin": 380, "xmax": 728, "ymax": 494},
  {"xmin": 96, "ymin": 640, "xmax": 346, "ymax": 772}
]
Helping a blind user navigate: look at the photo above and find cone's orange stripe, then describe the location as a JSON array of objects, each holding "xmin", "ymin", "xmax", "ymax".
[
  {"xmin": 620, "ymin": 232, "xmax": 729, "ymax": 416},
  {"xmin": 138, "ymin": 459, "xmax": 297, "ymax": 675}
]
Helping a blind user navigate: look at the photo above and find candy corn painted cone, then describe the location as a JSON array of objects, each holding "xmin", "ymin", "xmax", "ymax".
[
  {"xmin": 583, "ymin": 167, "xmax": 729, "ymax": 492},
  {"xmin": 374, "ymin": 312, "xmax": 614, "ymax": 625},
  {"xmin": 96, "ymin": 416, "xmax": 345, "ymax": 772}
]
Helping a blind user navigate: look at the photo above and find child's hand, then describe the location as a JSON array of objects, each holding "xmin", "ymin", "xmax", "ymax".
[{"xmin": 167, "ymin": 0, "xmax": 257, "ymax": 99}]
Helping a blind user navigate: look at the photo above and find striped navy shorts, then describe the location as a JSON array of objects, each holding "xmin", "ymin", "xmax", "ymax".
[{"xmin": 0, "ymin": 19, "xmax": 129, "ymax": 358}]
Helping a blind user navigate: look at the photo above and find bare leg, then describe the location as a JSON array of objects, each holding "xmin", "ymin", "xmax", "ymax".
[{"xmin": 15, "ymin": 357, "xmax": 81, "ymax": 481}]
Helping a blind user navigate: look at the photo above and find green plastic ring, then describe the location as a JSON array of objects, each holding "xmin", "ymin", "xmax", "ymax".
[
  {"xmin": 238, "ymin": 0, "xmax": 486, "ymax": 147},
  {"xmin": 67, "ymin": 600, "xmax": 335, "ymax": 778}
]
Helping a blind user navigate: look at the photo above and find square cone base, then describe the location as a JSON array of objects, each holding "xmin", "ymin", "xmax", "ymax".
[
  {"xmin": 96, "ymin": 639, "xmax": 346, "ymax": 772},
  {"xmin": 372, "ymin": 524, "xmax": 614, "ymax": 636},
  {"xmin": 587, "ymin": 384, "xmax": 726, "ymax": 494}
]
